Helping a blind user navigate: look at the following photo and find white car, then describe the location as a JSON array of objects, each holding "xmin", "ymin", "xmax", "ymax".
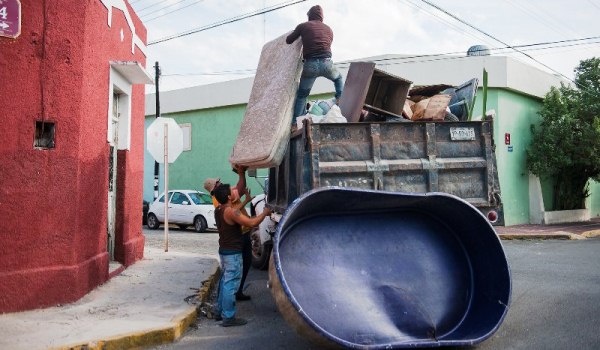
[{"xmin": 146, "ymin": 190, "xmax": 216, "ymax": 232}]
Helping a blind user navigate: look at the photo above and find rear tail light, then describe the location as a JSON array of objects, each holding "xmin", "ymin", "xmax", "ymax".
[{"xmin": 487, "ymin": 210, "xmax": 498, "ymax": 223}]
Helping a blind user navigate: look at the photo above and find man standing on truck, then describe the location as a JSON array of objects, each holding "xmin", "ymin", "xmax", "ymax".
[
  {"xmin": 286, "ymin": 5, "xmax": 343, "ymax": 129},
  {"xmin": 212, "ymin": 183, "xmax": 271, "ymax": 327}
]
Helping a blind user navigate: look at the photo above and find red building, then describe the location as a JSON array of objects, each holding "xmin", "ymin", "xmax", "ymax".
[{"xmin": 0, "ymin": 0, "xmax": 151, "ymax": 313}]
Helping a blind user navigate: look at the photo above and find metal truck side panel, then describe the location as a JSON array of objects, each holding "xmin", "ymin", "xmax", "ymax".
[{"xmin": 267, "ymin": 121, "xmax": 503, "ymax": 224}]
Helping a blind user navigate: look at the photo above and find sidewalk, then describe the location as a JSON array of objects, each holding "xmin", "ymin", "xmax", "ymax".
[
  {"xmin": 1, "ymin": 220, "xmax": 599, "ymax": 350},
  {"xmin": 0, "ymin": 247, "xmax": 220, "ymax": 350},
  {"xmin": 496, "ymin": 217, "xmax": 600, "ymax": 240}
]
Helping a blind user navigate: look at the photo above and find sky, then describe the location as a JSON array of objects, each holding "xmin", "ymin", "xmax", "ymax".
[{"xmin": 129, "ymin": 0, "xmax": 600, "ymax": 92}]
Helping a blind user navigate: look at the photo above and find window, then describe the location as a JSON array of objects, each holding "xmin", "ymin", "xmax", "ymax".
[
  {"xmin": 189, "ymin": 191, "xmax": 212, "ymax": 205},
  {"xmin": 181, "ymin": 123, "xmax": 191, "ymax": 151},
  {"xmin": 34, "ymin": 120, "xmax": 56, "ymax": 150},
  {"xmin": 158, "ymin": 192, "xmax": 173, "ymax": 203},
  {"xmin": 170, "ymin": 192, "xmax": 188, "ymax": 205}
]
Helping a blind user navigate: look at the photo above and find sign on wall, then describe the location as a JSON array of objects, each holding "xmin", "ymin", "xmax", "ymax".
[{"xmin": 0, "ymin": 0, "xmax": 21, "ymax": 39}]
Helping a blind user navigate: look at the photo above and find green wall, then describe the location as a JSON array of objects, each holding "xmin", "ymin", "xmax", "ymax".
[
  {"xmin": 471, "ymin": 88, "xmax": 544, "ymax": 225},
  {"xmin": 588, "ymin": 181, "xmax": 600, "ymax": 217},
  {"xmin": 144, "ymin": 89, "xmax": 600, "ymax": 223},
  {"xmin": 144, "ymin": 105, "xmax": 269, "ymax": 202}
]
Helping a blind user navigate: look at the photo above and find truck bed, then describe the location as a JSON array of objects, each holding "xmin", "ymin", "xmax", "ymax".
[{"xmin": 267, "ymin": 120, "xmax": 503, "ymax": 225}]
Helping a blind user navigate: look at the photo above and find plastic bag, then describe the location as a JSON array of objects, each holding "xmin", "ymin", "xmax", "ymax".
[{"xmin": 320, "ymin": 105, "xmax": 347, "ymax": 124}]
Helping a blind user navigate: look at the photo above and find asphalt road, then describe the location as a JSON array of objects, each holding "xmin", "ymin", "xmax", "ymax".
[{"xmin": 144, "ymin": 228, "xmax": 600, "ymax": 350}]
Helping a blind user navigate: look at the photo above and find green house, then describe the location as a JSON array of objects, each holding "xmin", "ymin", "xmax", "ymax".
[{"xmin": 144, "ymin": 53, "xmax": 600, "ymax": 226}]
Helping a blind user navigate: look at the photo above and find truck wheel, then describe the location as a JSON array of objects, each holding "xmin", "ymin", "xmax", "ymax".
[{"xmin": 251, "ymin": 229, "xmax": 272, "ymax": 270}]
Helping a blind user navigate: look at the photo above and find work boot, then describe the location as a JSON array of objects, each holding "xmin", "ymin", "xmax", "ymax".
[
  {"xmin": 235, "ymin": 292, "xmax": 251, "ymax": 301},
  {"xmin": 221, "ymin": 317, "xmax": 247, "ymax": 327}
]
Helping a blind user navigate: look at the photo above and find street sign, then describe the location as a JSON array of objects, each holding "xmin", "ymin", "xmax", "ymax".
[
  {"xmin": 147, "ymin": 117, "xmax": 184, "ymax": 163},
  {"xmin": 0, "ymin": 0, "xmax": 21, "ymax": 39}
]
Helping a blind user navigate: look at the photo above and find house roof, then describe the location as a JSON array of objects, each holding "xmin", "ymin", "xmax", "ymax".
[{"xmin": 145, "ymin": 54, "xmax": 567, "ymax": 116}]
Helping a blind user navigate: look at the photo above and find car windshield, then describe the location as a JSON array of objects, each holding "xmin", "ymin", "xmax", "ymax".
[{"xmin": 188, "ymin": 191, "xmax": 212, "ymax": 205}]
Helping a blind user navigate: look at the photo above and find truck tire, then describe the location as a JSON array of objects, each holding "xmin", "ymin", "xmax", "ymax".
[{"xmin": 251, "ymin": 229, "xmax": 272, "ymax": 270}]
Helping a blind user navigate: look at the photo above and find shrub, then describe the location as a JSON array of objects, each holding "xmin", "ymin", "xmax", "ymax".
[{"xmin": 526, "ymin": 58, "xmax": 600, "ymax": 210}]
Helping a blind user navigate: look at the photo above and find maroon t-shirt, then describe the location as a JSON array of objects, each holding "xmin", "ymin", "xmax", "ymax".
[
  {"xmin": 286, "ymin": 8, "xmax": 333, "ymax": 59},
  {"xmin": 215, "ymin": 206, "xmax": 243, "ymax": 252}
]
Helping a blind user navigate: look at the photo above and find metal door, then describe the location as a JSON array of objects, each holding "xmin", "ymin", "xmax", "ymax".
[{"xmin": 107, "ymin": 93, "xmax": 119, "ymax": 260}]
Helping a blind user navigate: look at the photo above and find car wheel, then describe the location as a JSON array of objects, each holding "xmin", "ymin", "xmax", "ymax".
[
  {"xmin": 177, "ymin": 224, "xmax": 189, "ymax": 230},
  {"xmin": 194, "ymin": 216, "xmax": 207, "ymax": 233},
  {"xmin": 251, "ymin": 229, "xmax": 272, "ymax": 270},
  {"xmin": 147, "ymin": 213, "xmax": 160, "ymax": 230}
]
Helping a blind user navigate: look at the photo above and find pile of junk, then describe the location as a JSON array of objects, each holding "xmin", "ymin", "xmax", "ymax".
[{"xmin": 296, "ymin": 61, "xmax": 480, "ymax": 129}]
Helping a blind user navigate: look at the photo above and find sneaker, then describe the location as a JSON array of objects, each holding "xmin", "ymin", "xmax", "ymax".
[
  {"xmin": 221, "ymin": 317, "xmax": 247, "ymax": 327},
  {"xmin": 235, "ymin": 293, "xmax": 251, "ymax": 301}
]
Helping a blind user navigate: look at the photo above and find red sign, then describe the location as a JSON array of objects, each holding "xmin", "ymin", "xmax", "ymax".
[
  {"xmin": 504, "ymin": 133, "xmax": 511, "ymax": 145},
  {"xmin": 0, "ymin": 0, "xmax": 21, "ymax": 39}
]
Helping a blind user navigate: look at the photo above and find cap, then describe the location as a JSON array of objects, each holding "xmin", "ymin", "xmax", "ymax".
[{"xmin": 203, "ymin": 177, "xmax": 220, "ymax": 193}]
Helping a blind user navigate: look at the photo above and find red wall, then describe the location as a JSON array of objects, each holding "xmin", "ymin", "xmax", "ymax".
[{"xmin": 0, "ymin": 1, "xmax": 146, "ymax": 313}]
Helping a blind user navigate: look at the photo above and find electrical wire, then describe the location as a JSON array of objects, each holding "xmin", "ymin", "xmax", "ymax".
[
  {"xmin": 148, "ymin": 0, "xmax": 307, "ymax": 45},
  {"xmin": 588, "ymin": 0, "xmax": 600, "ymax": 11},
  {"xmin": 142, "ymin": 0, "xmax": 206, "ymax": 22},
  {"xmin": 417, "ymin": 0, "xmax": 578, "ymax": 84},
  {"xmin": 403, "ymin": 0, "xmax": 497, "ymax": 48},
  {"xmin": 136, "ymin": 0, "xmax": 171, "ymax": 13},
  {"xmin": 502, "ymin": 0, "xmax": 573, "ymax": 40},
  {"xmin": 157, "ymin": 36, "xmax": 600, "ymax": 78}
]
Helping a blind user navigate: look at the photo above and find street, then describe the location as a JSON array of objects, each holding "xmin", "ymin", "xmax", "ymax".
[{"xmin": 144, "ymin": 228, "xmax": 600, "ymax": 350}]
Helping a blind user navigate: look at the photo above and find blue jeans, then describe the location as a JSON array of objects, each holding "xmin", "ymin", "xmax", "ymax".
[
  {"xmin": 215, "ymin": 253, "xmax": 242, "ymax": 320},
  {"xmin": 293, "ymin": 58, "xmax": 344, "ymax": 123}
]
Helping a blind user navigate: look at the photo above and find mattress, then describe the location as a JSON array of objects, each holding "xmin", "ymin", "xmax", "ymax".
[{"xmin": 229, "ymin": 32, "xmax": 303, "ymax": 168}]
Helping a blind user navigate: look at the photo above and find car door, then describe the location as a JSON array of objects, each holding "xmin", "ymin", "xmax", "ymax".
[
  {"xmin": 188, "ymin": 191, "xmax": 217, "ymax": 229},
  {"xmin": 152, "ymin": 192, "xmax": 172, "ymax": 222},
  {"xmin": 168, "ymin": 191, "xmax": 190, "ymax": 224}
]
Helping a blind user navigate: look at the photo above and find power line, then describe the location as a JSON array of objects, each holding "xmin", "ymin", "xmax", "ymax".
[
  {"xmin": 143, "ymin": 0, "xmax": 206, "ymax": 22},
  {"xmin": 403, "ymin": 0, "xmax": 497, "ymax": 48},
  {"xmin": 418, "ymin": 0, "xmax": 577, "ymax": 84},
  {"xmin": 502, "ymin": 0, "xmax": 573, "ymax": 40},
  {"xmin": 138, "ymin": 0, "xmax": 190, "ymax": 16},
  {"xmin": 158, "ymin": 36, "xmax": 600, "ymax": 78},
  {"xmin": 136, "ymin": 0, "xmax": 171, "ymax": 13},
  {"xmin": 588, "ymin": 0, "xmax": 600, "ymax": 11},
  {"xmin": 148, "ymin": 0, "xmax": 307, "ymax": 45}
]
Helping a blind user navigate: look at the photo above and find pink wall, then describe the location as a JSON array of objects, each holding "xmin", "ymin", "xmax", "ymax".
[{"xmin": 0, "ymin": 1, "xmax": 146, "ymax": 313}]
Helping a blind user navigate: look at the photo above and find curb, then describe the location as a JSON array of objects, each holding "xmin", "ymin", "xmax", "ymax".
[
  {"xmin": 498, "ymin": 232, "xmax": 583, "ymax": 240},
  {"xmin": 51, "ymin": 264, "xmax": 222, "ymax": 350},
  {"xmin": 582, "ymin": 229, "xmax": 600, "ymax": 238}
]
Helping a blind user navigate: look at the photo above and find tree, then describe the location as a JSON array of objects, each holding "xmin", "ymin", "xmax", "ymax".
[{"xmin": 526, "ymin": 57, "xmax": 600, "ymax": 210}]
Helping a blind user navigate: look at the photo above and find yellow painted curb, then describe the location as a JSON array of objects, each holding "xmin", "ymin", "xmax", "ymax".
[
  {"xmin": 499, "ymin": 232, "xmax": 574, "ymax": 240},
  {"xmin": 52, "ymin": 265, "xmax": 222, "ymax": 350},
  {"xmin": 582, "ymin": 229, "xmax": 600, "ymax": 238}
]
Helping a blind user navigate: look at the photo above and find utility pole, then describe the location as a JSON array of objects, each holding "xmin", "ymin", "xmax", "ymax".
[{"xmin": 153, "ymin": 61, "xmax": 161, "ymax": 200}]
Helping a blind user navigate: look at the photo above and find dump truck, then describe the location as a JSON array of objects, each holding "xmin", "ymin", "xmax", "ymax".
[
  {"xmin": 235, "ymin": 34, "xmax": 509, "ymax": 349},
  {"xmin": 249, "ymin": 63, "xmax": 503, "ymax": 271}
]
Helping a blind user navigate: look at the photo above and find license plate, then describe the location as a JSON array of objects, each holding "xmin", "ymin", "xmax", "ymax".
[{"xmin": 450, "ymin": 127, "xmax": 476, "ymax": 141}]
